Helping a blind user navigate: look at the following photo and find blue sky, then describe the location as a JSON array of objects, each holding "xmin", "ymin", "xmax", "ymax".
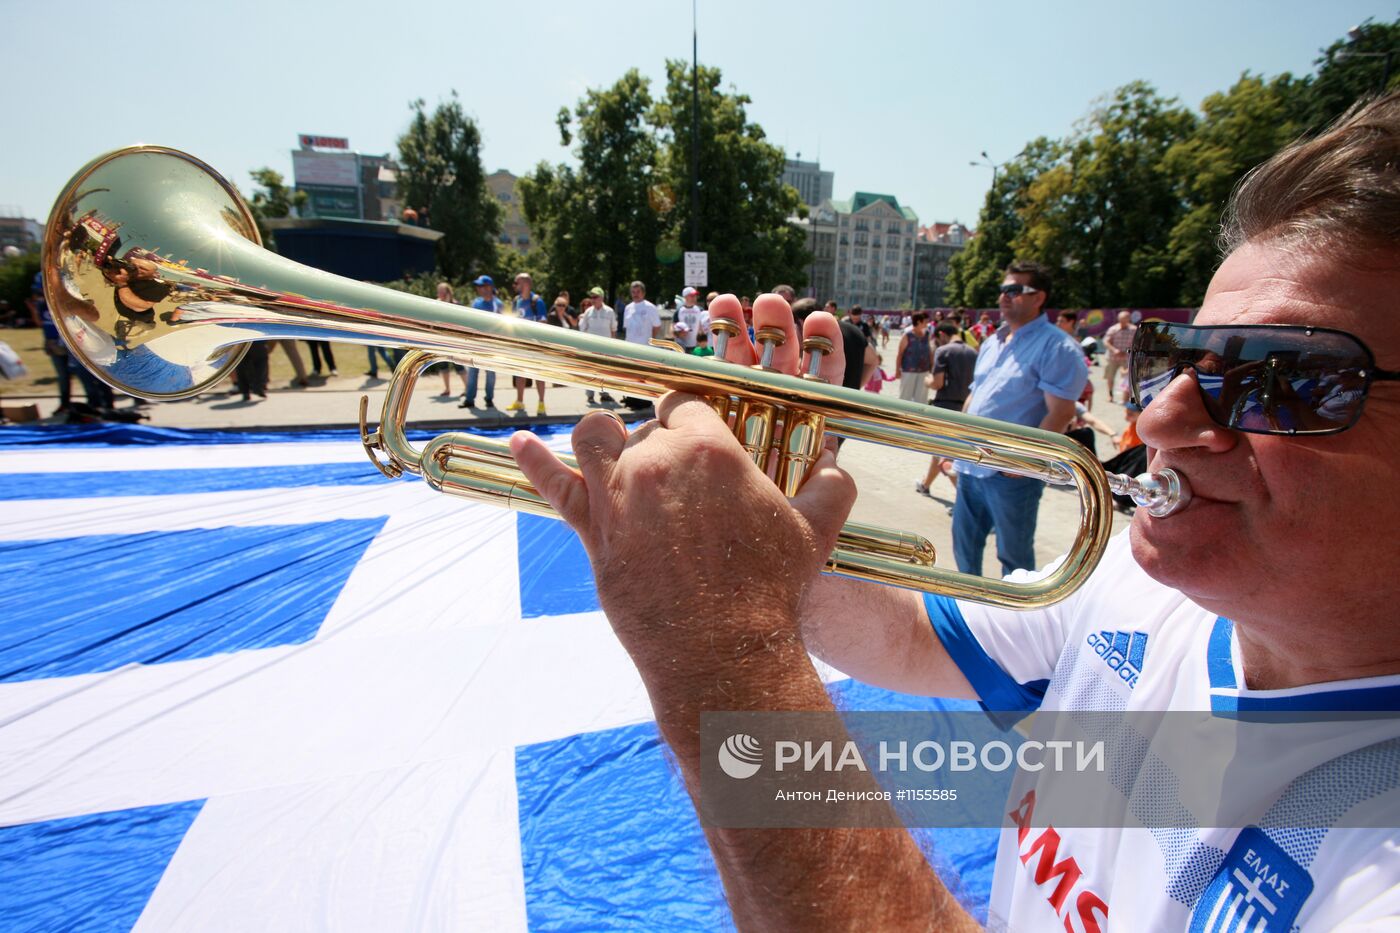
[{"xmin": 1, "ymin": 0, "xmax": 1393, "ymax": 228}]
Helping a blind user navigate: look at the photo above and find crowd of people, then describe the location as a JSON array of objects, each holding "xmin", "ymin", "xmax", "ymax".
[{"xmin": 439, "ymin": 257, "xmax": 1147, "ymax": 583}]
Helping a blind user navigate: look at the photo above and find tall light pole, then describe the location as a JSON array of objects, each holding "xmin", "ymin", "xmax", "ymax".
[
  {"xmin": 969, "ymin": 150, "xmax": 1007, "ymax": 184},
  {"xmin": 1338, "ymin": 24, "xmax": 1396, "ymax": 90},
  {"xmin": 690, "ymin": 0, "xmax": 701, "ymax": 251}
]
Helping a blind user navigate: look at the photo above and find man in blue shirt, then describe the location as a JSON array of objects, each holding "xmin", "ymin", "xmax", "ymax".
[
  {"xmin": 952, "ymin": 261, "xmax": 1088, "ymax": 577},
  {"xmin": 460, "ymin": 275, "xmax": 501, "ymax": 408},
  {"xmin": 510, "ymin": 272, "xmax": 549, "ymax": 414}
]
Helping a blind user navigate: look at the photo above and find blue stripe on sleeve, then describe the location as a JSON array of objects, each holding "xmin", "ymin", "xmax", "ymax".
[{"xmin": 923, "ymin": 593, "xmax": 1047, "ymax": 713}]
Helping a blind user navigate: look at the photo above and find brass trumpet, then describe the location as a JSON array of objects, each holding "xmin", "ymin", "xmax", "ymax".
[{"xmin": 42, "ymin": 146, "xmax": 1188, "ymax": 609}]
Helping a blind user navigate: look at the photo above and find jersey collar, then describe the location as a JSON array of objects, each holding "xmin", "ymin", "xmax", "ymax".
[{"xmin": 1207, "ymin": 617, "xmax": 1400, "ymax": 712}]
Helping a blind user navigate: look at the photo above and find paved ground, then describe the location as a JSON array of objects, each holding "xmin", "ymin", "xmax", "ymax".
[{"xmin": 3, "ymin": 336, "xmax": 1136, "ymax": 579}]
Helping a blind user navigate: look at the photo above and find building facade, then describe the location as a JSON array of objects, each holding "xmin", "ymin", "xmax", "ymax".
[
  {"xmin": 486, "ymin": 170, "xmax": 532, "ymax": 252},
  {"xmin": 290, "ymin": 136, "xmax": 401, "ymax": 222},
  {"xmin": 782, "ymin": 158, "xmax": 834, "ymax": 209},
  {"xmin": 0, "ymin": 214, "xmax": 44, "ymax": 253},
  {"xmin": 793, "ymin": 200, "xmax": 838, "ymax": 301},
  {"xmin": 829, "ymin": 192, "xmax": 918, "ymax": 309},
  {"xmin": 913, "ymin": 222, "xmax": 971, "ymax": 309}
]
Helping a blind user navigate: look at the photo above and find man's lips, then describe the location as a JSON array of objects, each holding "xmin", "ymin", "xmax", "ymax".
[{"xmin": 1144, "ymin": 460, "xmax": 1242, "ymax": 509}]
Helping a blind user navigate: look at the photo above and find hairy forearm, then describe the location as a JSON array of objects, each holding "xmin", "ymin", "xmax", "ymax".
[{"xmin": 630, "ymin": 614, "xmax": 973, "ymax": 932}]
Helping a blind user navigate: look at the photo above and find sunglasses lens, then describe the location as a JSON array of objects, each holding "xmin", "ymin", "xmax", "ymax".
[{"xmin": 1131, "ymin": 324, "xmax": 1373, "ymax": 435}]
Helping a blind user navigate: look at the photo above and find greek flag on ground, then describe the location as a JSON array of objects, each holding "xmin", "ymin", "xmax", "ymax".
[{"xmin": 0, "ymin": 424, "xmax": 996, "ymax": 931}]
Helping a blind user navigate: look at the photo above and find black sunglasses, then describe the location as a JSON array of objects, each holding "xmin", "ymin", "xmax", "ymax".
[
  {"xmin": 1130, "ymin": 322, "xmax": 1400, "ymax": 436},
  {"xmin": 999, "ymin": 283, "xmax": 1039, "ymax": 297}
]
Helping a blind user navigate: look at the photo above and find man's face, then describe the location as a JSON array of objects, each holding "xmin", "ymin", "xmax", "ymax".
[
  {"xmin": 630, "ymin": 285, "xmax": 644, "ymax": 302},
  {"xmin": 1119, "ymin": 312, "xmax": 1133, "ymax": 326},
  {"xmin": 516, "ymin": 278, "xmax": 531, "ymax": 296},
  {"xmin": 999, "ymin": 272, "xmax": 1044, "ymax": 325},
  {"xmin": 684, "ymin": 293, "xmax": 697, "ymax": 307},
  {"xmin": 1056, "ymin": 316, "xmax": 1075, "ymax": 334},
  {"xmin": 476, "ymin": 285, "xmax": 494, "ymax": 300},
  {"xmin": 1130, "ymin": 240, "xmax": 1400, "ymax": 622}
]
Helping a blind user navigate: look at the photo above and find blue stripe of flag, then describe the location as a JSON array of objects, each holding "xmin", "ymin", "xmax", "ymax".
[
  {"xmin": 0, "ymin": 463, "xmax": 406, "ymax": 499},
  {"xmin": 515, "ymin": 678, "xmax": 994, "ymax": 930},
  {"xmin": 0, "ymin": 518, "xmax": 385, "ymax": 683},
  {"xmin": 0, "ymin": 799, "xmax": 205, "ymax": 933}
]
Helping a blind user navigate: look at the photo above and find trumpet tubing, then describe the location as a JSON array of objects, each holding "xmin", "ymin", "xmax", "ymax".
[{"xmin": 43, "ymin": 145, "xmax": 1188, "ymax": 609}]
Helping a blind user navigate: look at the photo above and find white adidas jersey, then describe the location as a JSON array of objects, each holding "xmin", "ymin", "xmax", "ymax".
[{"xmin": 927, "ymin": 532, "xmax": 1400, "ymax": 932}]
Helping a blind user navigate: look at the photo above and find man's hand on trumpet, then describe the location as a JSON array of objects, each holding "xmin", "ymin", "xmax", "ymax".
[
  {"xmin": 509, "ymin": 292, "xmax": 968, "ymax": 932},
  {"xmin": 509, "ymin": 292, "xmax": 852, "ymax": 652}
]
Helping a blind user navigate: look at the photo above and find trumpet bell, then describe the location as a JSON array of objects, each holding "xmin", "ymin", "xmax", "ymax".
[{"xmin": 43, "ymin": 147, "xmax": 258, "ymax": 399}]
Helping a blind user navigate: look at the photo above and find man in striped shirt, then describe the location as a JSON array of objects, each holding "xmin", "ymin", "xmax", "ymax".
[{"xmin": 1102, "ymin": 311, "xmax": 1136, "ymax": 402}]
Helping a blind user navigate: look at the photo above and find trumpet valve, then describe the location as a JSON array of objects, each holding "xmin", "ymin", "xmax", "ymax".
[
  {"xmin": 709, "ymin": 318, "xmax": 741, "ymax": 359},
  {"xmin": 800, "ymin": 335, "xmax": 834, "ymax": 382},
  {"xmin": 752, "ymin": 325, "xmax": 787, "ymax": 371}
]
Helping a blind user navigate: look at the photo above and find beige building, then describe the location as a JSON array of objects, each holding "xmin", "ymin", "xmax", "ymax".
[
  {"xmin": 829, "ymin": 192, "xmax": 918, "ymax": 309},
  {"xmin": 486, "ymin": 170, "xmax": 531, "ymax": 252}
]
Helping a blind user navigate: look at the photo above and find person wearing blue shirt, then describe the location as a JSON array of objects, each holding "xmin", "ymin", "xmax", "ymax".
[
  {"xmin": 510, "ymin": 272, "xmax": 549, "ymax": 414},
  {"xmin": 952, "ymin": 261, "xmax": 1088, "ymax": 577},
  {"xmin": 460, "ymin": 275, "xmax": 502, "ymax": 408}
]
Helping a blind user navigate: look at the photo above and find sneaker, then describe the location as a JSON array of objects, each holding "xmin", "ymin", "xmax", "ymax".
[
  {"xmin": 915, "ymin": 482, "xmax": 931, "ymax": 496},
  {"xmin": 484, "ymin": 398, "xmax": 495, "ymax": 408},
  {"xmin": 537, "ymin": 402, "xmax": 547, "ymax": 416},
  {"xmin": 459, "ymin": 398, "xmax": 475, "ymax": 408},
  {"xmin": 506, "ymin": 401, "xmax": 524, "ymax": 411}
]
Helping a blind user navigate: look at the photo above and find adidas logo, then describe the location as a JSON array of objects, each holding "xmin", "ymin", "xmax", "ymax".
[{"xmin": 1085, "ymin": 630, "xmax": 1148, "ymax": 689}]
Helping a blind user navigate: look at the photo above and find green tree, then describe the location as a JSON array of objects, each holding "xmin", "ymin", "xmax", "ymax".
[
  {"xmin": 651, "ymin": 60, "xmax": 809, "ymax": 297},
  {"xmin": 244, "ymin": 168, "xmax": 307, "ymax": 250},
  {"xmin": 519, "ymin": 70, "xmax": 664, "ymax": 304},
  {"xmin": 945, "ymin": 138, "xmax": 1059, "ymax": 307},
  {"xmin": 0, "ymin": 250, "xmax": 42, "ymax": 316},
  {"xmin": 1011, "ymin": 82, "xmax": 1196, "ymax": 307},
  {"xmin": 1303, "ymin": 17, "xmax": 1400, "ymax": 130},
  {"xmin": 397, "ymin": 93, "xmax": 502, "ymax": 280},
  {"xmin": 1162, "ymin": 73, "xmax": 1309, "ymax": 304}
]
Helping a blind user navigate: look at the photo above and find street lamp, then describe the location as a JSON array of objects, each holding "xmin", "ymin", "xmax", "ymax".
[
  {"xmin": 969, "ymin": 150, "xmax": 1007, "ymax": 184},
  {"xmin": 1336, "ymin": 24, "xmax": 1396, "ymax": 90}
]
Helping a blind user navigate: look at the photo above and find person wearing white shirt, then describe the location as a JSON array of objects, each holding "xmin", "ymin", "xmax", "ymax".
[
  {"xmin": 675, "ymin": 287, "xmax": 707, "ymax": 350},
  {"xmin": 622, "ymin": 280, "xmax": 661, "ymax": 346},
  {"xmin": 621, "ymin": 280, "xmax": 661, "ymax": 410},
  {"xmin": 578, "ymin": 287, "xmax": 617, "ymax": 405}
]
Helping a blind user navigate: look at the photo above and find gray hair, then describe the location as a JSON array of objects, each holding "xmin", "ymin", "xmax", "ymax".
[{"xmin": 1222, "ymin": 90, "xmax": 1400, "ymax": 258}]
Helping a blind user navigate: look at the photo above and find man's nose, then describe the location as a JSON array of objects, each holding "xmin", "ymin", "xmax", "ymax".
[{"xmin": 1136, "ymin": 368, "xmax": 1237, "ymax": 455}]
